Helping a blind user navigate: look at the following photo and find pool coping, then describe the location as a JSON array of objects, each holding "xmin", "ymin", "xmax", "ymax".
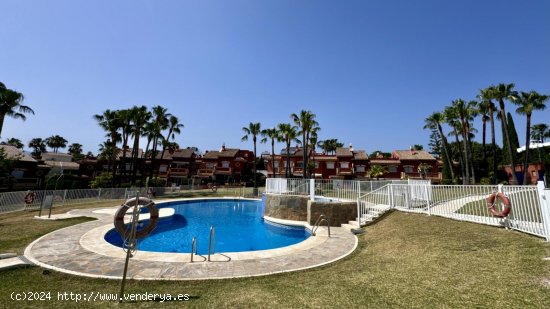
[{"xmin": 24, "ymin": 197, "xmax": 358, "ymax": 280}]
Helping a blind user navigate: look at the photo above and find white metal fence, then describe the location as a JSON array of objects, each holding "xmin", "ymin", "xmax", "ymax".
[
  {"xmin": 0, "ymin": 186, "xmax": 255, "ymax": 214},
  {"xmin": 267, "ymin": 178, "xmax": 550, "ymax": 242}
]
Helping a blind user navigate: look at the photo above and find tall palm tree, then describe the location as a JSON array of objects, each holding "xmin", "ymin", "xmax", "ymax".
[
  {"xmin": 478, "ymin": 87, "xmax": 498, "ymax": 183},
  {"xmin": 261, "ymin": 127, "xmax": 280, "ymax": 178},
  {"xmin": 423, "ymin": 112, "xmax": 455, "ymax": 181},
  {"xmin": 160, "ymin": 115, "xmax": 184, "ymax": 161},
  {"xmin": 512, "ymin": 91, "xmax": 549, "ymax": 184},
  {"xmin": 147, "ymin": 106, "xmax": 171, "ymax": 178},
  {"xmin": 291, "ymin": 110, "xmax": 320, "ymax": 179},
  {"xmin": 116, "ymin": 109, "xmax": 133, "ymax": 177},
  {"xmin": 531, "ymin": 123, "xmax": 549, "ymax": 143},
  {"xmin": 45, "ymin": 135, "xmax": 68, "ymax": 153},
  {"xmin": 242, "ymin": 122, "xmax": 261, "ymax": 193},
  {"xmin": 0, "ymin": 82, "xmax": 34, "ymax": 138},
  {"xmin": 68, "ymin": 143, "xmax": 83, "ymax": 155},
  {"xmin": 492, "ymin": 83, "xmax": 519, "ymax": 184},
  {"xmin": 98, "ymin": 140, "xmax": 119, "ymax": 185},
  {"xmin": 444, "ymin": 106, "xmax": 467, "ymax": 183},
  {"xmin": 129, "ymin": 105, "xmax": 151, "ymax": 184},
  {"xmin": 93, "ymin": 109, "xmax": 121, "ymax": 148},
  {"xmin": 5, "ymin": 138, "xmax": 24, "ymax": 149},
  {"xmin": 308, "ymin": 129, "xmax": 319, "ymax": 178},
  {"xmin": 28, "ymin": 138, "xmax": 46, "ymax": 157},
  {"xmin": 277, "ymin": 123, "xmax": 299, "ymax": 178}
]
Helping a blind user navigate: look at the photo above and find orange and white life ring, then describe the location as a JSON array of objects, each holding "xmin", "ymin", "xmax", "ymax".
[
  {"xmin": 114, "ymin": 197, "xmax": 159, "ymax": 239},
  {"xmin": 211, "ymin": 186, "xmax": 218, "ymax": 193},
  {"xmin": 487, "ymin": 192, "xmax": 511, "ymax": 218},
  {"xmin": 24, "ymin": 192, "xmax": 36, "ymax": 204}
]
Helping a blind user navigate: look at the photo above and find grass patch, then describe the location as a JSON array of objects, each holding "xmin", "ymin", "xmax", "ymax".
[{"xmin": 1, "ymin": 204, "xmax": 549, "ymax": 308}]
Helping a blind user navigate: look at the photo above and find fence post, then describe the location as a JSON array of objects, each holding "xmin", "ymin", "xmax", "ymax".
[
  {"xmin": 425, "ymin": 183, "xmax": 431, "ymax": 216},
  {"xmin": 356, "ymin": 181, "xmax": 362, "ymax": 228},
  {"xmin": 98, "ymin": 188, "xmax": 102, "ymax": 200},
  {"xmin": 309, "ymin": 179, "xmax": 315, "ymax": 201},
  {"xmin": 62, "ymin": 189, "xmax": 68, "ymax": 206},
  {"xmin": 389, "ymin": 184, "xmax": 394, "ymax": 208},
  {"xmin": 536, "ymin": 181, "xmax": 550, "ymax": 242}
]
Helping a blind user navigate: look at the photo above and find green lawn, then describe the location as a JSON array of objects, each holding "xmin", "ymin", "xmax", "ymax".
[{"xmin": 1, "ymin": 203, "xmax": 549, "ymax": 308}]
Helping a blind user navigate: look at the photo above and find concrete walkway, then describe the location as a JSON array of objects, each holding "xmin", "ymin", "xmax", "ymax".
[{"xmin": 24, "ymin": 204, "xmax": 358, "ymax": 280}]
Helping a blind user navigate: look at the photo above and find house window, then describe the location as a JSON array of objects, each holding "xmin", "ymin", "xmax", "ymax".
[
  {"xmin": 159, "ymin": 165, "xmax": 168, "ymax": 172},
  {"xmin": 296, "ymin": 162, "xmax": 303, "ymax": 168},
  {"xmin": 356, "ymin": 165, "xmax": 365, "ymax": 172},
  {"xmin": 388, "ymin": 165, "xmax": 397, "ymax": 173},
  {"xmin": 221, "ymin": 161, "xmax": 230, "ymax": 168},
  {"xmin": 326, "ymin": 162, "xmax": 335, "ymax": 169},
  {"xmin": 404, "ymin": 165, "xmax": 414, "ymax": 173},
  {"xmin": 340, "ymin": 162, "xmax": 349, "ymax": 169},
  {"xmin": 206, "ymin": 162, "xmax": 215, "ymax": 169},
  {"xmin": 274, "ymin": 161, "xmax": 279, "ymax": 168}
]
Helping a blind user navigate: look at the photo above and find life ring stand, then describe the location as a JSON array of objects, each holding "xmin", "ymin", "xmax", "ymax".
[
  {"xmin": 211, "ymin": 186, "xmax": 218, "ymax": 193},
  {"xmin": 487, "ymin": 192, "xmax": 511, "ymax": 218},
  {"xmin": 24, "ymin": 192, "xmax": 36, "ymax": 204},
  {"xmin": 114, "ymin": 197, "xmax": 159, "ymax": 239}
]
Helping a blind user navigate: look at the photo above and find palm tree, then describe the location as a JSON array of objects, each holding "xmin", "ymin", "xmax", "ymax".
[
  {"xmin": 444, "ymin": 106, "xmax": 467, "ymax": 184},
  {"xmin": 277, "ymin": 123, "xmax": 299, "ymax": 178},
  {"xmin": 28, "ymin": 138, "xmax": 46, "ymax": 157},
  {"xmin": 0, "ymin": 82, "xmax": 34, "ymax": 138},
  {"xmin": 291, "ymin": 110, "xmax": 320, "ymax": 179},
  {"xmin": 531, "ymin": 123, "xmax": 549, "ymax": 143},
  {"xmin": 261, "ymin": 127, "xmax": 280, "ymax": 178},
  {"xmin": 117, "ymin": 109, "xmax": 133, "ymax": 177},
  {"xmin": 512, "ymin": 91, "xmax": 549, "ymax": 184},
  {"xmin": 129, "ymin": 105, "xmax": 151, "ymax": 184},
  {"xmin": 160, "ymin": 115, "xmax": 184, "ymax": 161},
  {"xmin": 147, "ymin": 106, "xmax": 171, "ymax": 178},
  {"xmin": 98, "ymin": 140, "xmax": 119, "ymax": 185},
  {"xmin": 424, "ymin": 112, "xmax": 455, "ymax": 181},
  {"xmin": 368, "ymin": 165, "xmax": 388, "ymax": 180},
  {"xmin": 242, "ymin": 122, "xmax": 261, "ymax": 193},
  {"xmin": 45, "ymin": 135, "xmax": 68, "ymax": 153},
  {"xmin": 492, "ymin": 83, "xmax": 519, "ymax": 184},
  {"xmin": 318, "ymin": 139, "xmax": 343, "ymax": 154},
  {"xmin": 478, "ymin": 87, "xmax": 498, "ymax": 183},
  {"xmin": 5, "ymin": 138, "xmax": 24, "ymax": 149},
  {"xmin": 308, "ymin": 129, "xmax": 319, "ymax": 178}
]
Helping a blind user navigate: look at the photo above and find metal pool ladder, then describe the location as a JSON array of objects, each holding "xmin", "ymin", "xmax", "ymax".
[
  {"xmin": 190, "ymin": 237, "xmax": 198, "ymax": 262},
  {"xmin": 208, "ymin": 225, "xmax": 216, "ymax": 261},
  {"xmin": 312, "ymin": 214, "xmax": 331, "ymax": 237}
]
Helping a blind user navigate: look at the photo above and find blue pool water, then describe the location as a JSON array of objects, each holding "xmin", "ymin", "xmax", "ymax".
[{"xmin": 105, "ymin": 199, "xmax": 310, "ymax": 254}]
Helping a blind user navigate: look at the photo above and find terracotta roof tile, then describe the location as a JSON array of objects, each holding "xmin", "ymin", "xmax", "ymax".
[
  {"xmin": 393, "ymin": 150, "xmax": 436, "ymax": 161},
  {"xmin": 336, "ymin": 147, "xmax": 353, "ymax": 157},
  {"xmin": 0, "ymin": 145, "xmax": 36, "ymax": 162},
  {"xmin": 353, "ymin": 150, "xmax": 369, "ymax": 160}
]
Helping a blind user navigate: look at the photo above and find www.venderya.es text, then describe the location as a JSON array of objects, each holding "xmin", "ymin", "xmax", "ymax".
[{"xmin": 11, "ymin": 291, "xmax": 190, "ymax": 302}]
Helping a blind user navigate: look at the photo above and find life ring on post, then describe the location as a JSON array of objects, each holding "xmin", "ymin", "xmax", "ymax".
[
  {"xmin": 24, "ymin": 192, "xmax": 36, "ymax": 204},
  {"xmin": 211, "ymin": 186, "xmax": 218, "ymax": 193},
  {"xmin": 114, "ymin": 197, "xmax": 159, "ymax": 239},
  {"xmin": 486, "ymin": 192, "xmax": 511, "ymax": 218}
]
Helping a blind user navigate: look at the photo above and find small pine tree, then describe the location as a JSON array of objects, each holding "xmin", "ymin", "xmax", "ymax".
[{"xmin": 428, "ymin": 129, "xmax": 442, "ymax": 157}]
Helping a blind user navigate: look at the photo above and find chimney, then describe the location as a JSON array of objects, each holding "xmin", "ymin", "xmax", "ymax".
[
  {"xmin": 220, "ymin": 143, "xmax": 226, "ymax": 152},
  {"xmin": 349, "ymin": 143, "xmax": 353, "ymax": 152}
]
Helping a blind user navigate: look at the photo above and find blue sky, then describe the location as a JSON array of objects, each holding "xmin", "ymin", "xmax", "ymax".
[{"xmin": 1, "ymin": 0, "xmax": 549, "ymax": 155}]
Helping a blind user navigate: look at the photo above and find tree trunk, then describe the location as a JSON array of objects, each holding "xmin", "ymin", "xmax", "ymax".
[
  {"xmin": 523, "ymin": 114, "xmax": 532, "ymax": 185},
  {"xmin": 302, "ymin": 131, "xmax": 307, "ymax": 179},
  {"xmin": 271, "ymin": 139, "xmax": 276, "ymax": 178},
  {"xmin": 253, "ymin": 137, "xmax": 257, "ymax": 190},
  {"xmin": 490, "ymin": 107, "xmax": 497, "ymax": 184},
  {"xmin": 437, "ymin": 124, "xmax": 455, "ymax": 181},
  {"xmin": 453, "ymin": 129, "xmax": 466, "ymax": 184},
  {"xmin": 0, "ymin": 114, "xmax": 5, "ymax": 138}
]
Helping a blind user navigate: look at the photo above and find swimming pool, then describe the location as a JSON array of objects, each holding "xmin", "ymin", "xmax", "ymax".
[{"xmin": 105, "ymin": 199, "xmax": 310, "ymax": 254}]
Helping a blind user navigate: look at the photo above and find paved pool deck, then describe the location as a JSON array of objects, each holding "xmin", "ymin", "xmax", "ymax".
[{"xmin": 24, "ymin": 199, "xmax": 358, "ymax": 280}]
